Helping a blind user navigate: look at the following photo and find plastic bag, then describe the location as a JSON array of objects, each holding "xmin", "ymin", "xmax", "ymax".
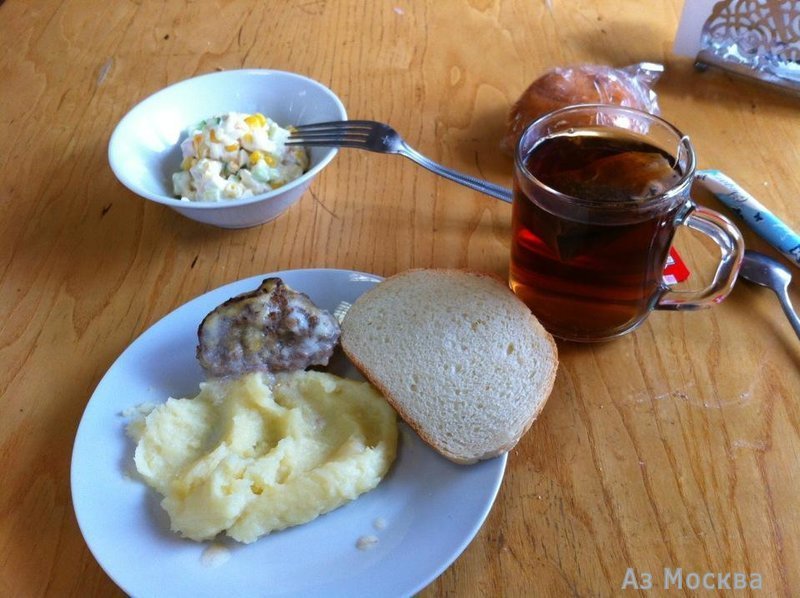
[{"xmin": 501, "ymin": 62, "xmax": 664, "ymax": 154}]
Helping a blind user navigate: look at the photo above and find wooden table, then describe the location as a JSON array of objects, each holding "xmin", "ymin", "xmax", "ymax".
[{"xmin": 2, "ymin": 1, "xmax": 799, "ymax": 595}]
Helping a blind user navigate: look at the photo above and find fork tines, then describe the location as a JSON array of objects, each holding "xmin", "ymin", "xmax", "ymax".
[{"xmin": 286, "ymin": 120, "xmax": 381, "ymax": 147}]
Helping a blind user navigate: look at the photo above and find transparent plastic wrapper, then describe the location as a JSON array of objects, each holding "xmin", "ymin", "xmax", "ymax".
[{"xmin": 502, "ymin": 63, "xmax": 664, "ymax": 154}]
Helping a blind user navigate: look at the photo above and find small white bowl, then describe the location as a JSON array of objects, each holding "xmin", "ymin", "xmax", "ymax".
[{"xmin": 108, "ymin": 69, "xmax": 346, "ymax": 228}]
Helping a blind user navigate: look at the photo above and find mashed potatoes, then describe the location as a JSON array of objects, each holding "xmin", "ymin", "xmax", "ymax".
[{"xmin": 126, "ymin": 371, "xmax": 397, "ymax": 543}]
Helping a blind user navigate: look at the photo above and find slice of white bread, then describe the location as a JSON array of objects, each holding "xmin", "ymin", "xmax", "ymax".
[{"xmin": 340, "ymin": 269, "xmax": 558, "ymax": 464}]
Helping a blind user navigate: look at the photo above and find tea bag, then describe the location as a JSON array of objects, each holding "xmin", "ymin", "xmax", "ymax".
[
  {"xmin": 551, "ymin": 151, "xmax": 681, "ymax": 203},
  {"xmin": 548, "ymin": 220, "xmax": 622, "ymax": 262},
  {"xmin": 522, "ymin": 201, "xmax": 620, "ymax": 262},
  {"xmin": 535, "ymin": 151, "xmax": 680, "ymax": 261}
]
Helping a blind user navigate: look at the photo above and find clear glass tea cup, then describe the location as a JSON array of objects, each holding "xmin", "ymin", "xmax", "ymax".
[{"xmin": 510, "ymin": 104, "xmax": 744, "ymax": 342}]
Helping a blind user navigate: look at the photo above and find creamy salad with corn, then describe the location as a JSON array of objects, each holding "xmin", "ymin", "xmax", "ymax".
[{"xmin": 172, "ymin": 112, "xmax": 309, "ymax": 202}]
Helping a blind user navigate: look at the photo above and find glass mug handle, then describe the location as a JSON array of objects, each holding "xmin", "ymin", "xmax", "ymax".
[{"xmin": 657, "ymin": 205, "xmax": 744, "ymax": 310}]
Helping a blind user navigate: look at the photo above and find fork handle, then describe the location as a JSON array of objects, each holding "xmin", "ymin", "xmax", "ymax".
[{"xmin": 398, "ymin": 144, "xmax": 513, "ymax": 203}]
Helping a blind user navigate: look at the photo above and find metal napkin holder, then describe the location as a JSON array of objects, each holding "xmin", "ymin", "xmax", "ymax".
[{"xmin": 695, "ymin": 0, "xmax": 800, "ymax": 93}]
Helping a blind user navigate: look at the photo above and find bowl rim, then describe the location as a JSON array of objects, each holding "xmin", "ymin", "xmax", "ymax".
[{"xmin": 107, "ymin": 68, "xmax": 347, "ymax": 210}]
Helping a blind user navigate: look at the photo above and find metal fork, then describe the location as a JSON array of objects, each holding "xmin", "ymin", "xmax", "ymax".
[{"xmin": 286, "ymin": 120, "xmax": 513, "ymax": 203}]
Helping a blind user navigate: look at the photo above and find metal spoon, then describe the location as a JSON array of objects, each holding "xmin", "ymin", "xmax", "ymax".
[{"xmin": 738, "ymin": 250, "xmax": 800, "ymax": 340}]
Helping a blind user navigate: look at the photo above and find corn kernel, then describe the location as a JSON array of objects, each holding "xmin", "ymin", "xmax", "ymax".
[
  {"xmin": 225, "ymin": 143, "xmax": 239, "ymax": 152},
  {"xmin": 243, "ymin": 133, "xmax": 253, "ymax": 145},
  {"xmin": 181, "ymin": 157, "xmax": 197, "ymax": 171},
  {"xmin": 263, "ymin": 154, "xmax": 277, "ymax": 167},
  {"xmin": 209, "ymin": 129, "xmax": 220, "ymax": 143},
  {"xmin": 244, "ymin": 113, "xmax": 267, "ymax": 128},
  {"xmin": 249, "ymin": 150, "xmax": 263, "ymax": 165}
]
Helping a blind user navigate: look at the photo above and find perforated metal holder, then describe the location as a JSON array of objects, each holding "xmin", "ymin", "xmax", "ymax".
[{"xmin": 695, "ymin": 0, "xmax": 800, "ymax": 93}]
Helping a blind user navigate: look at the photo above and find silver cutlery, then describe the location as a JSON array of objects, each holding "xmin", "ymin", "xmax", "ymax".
[
  {"xmin": 739, "ymin": 250, "xmax": 800, "ymax": 340},
  {"xmin": 287, "ymin": 120, "xmax": 514, "ymax": 203}
]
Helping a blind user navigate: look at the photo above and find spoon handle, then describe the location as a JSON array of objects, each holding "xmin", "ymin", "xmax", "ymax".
[{"xmin": 777, "ymin": 288, "xmax": 800, "ymax": 340}]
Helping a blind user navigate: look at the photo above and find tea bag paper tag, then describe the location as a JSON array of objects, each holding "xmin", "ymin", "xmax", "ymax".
[{"xmin": 664, "ymin": 248, "xmax": 690, "ymax": 285}]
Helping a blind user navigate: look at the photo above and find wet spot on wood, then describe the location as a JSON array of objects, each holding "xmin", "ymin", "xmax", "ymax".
[{"xmin": 97, "ymin": 58, "xmax": 113, "ymax": 85}]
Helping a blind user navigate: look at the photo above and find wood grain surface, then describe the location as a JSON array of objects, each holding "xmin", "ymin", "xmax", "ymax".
[{"xmin": 2, "ymin": 0, "xmax": 799, "ymax": 596}]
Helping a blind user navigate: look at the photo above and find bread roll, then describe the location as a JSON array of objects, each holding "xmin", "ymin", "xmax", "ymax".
[{"xmin": 502, "ymin": 64, "xmax": 661, "ymax": 154}]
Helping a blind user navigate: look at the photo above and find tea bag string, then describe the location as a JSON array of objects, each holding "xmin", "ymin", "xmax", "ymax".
[{"xmin": 677, "ymin": 135, "xmax": 691, "ymax": 168}]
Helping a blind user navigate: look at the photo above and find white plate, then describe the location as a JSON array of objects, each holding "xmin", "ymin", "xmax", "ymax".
[{"xmin": 71, "ymin": 268, "xmax": 507, "ymax": 598}]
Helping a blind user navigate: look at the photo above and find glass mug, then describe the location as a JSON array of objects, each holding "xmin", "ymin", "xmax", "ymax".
[{"xmin": 510, "ymin": 104, "xmax": 744, "ymax": 342}]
